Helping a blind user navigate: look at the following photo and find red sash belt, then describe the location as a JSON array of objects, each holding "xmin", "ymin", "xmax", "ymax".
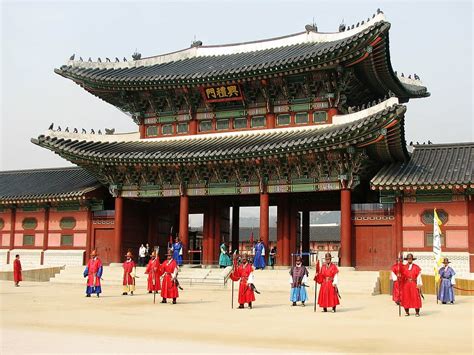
[
  {"xmin": 407, "ymin": 278, "xmax": 416, "ymax": 282},
  {"xmin": 325, "ymin": 277, "xmax": 334, "ymax": 281}
]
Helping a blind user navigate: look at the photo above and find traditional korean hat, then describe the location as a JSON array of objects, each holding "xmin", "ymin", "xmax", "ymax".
[
  {"xmin": 125, "ymin": 251, "xmax": 133, "ymax": 258},
  {"xmin": 404, "ymin": 253, "xmax": 417, "ymax": 261},
  {"xmin": 90, "ymin": 250, "xmax": 97, "ymax": 257},
  {"xmin": 324, "ymin": 253, "xmax": 332, "ymax": 259},
  {"xmin": 295, "ymin": 255, "xmax": 302, "ymax": 262},
  {"xmin": 166, "ymin": 249, "xmax": 173, "ymax": 256},
  {"xmin": 442, "ymin": 257, "xmax": 450, "ymax": 264}
]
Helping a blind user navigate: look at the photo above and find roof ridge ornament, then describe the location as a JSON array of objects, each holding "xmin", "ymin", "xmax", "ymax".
[{"xmin": 132, "ymin": 50, "xmax": 141, "ymax": 61}]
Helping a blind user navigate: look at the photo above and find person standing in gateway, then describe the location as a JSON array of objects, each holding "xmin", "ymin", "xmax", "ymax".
[
  {"xmin": 172, "ymin": 237, "xmax": 183, "ymax": 266},
  {"xmin": 253, "ymin": 239, "xmax": 266, "ymax": 270},
  {"xmin": 13, "ymin": 254, "xmax": 22, "ymax": 287},
  {"xmin": 138, "ymin": 243, "xmax": 147, "ymax": 267},
  {"xmin": 219, "ymin": 241, "xmax": 232, "ymax": 268}
]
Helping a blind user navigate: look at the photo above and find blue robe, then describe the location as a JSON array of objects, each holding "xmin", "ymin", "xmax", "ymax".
[
  {"xmin": 438, "ymin": 266, "xmax": 455, "ymax": 303},
  {"xmin": 290, "ymin": 265, "xmax": 309, "ymax": 302},
  {"xmin": 219, "ymin": 244, "xmax": 232, "ymax": 267},
  {"xmin": 172, "ymin": 242, "xmax": 183, "ymax": 266},
  {"xmin": 253, "ymin": 242, "xmax": 266, "ymax": 269}
]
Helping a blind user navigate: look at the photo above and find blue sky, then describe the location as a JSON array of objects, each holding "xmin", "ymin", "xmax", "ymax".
[{"xmin": 1, "ymin": 0, "xmax": 472, "ymax": 170}]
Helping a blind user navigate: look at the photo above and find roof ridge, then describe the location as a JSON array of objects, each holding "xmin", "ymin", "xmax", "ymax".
[
  {"xmin": 0, "ymin": 166, "xmax": 84, "ymax": 175},
  {"xmin": 412, "ymin": 142, "xmax": 474, "ymax": 148}
]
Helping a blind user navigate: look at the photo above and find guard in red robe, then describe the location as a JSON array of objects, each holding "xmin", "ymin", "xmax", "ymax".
[
  {"xmin": 145, "ymin": 250, "xmax": 162, "ymax": 293},
  {"xmin": 13, "ymin": 254, "xmax": 22, "ymax": 287},
  {"xmin": 390, "ymin": 255, "xmax": 404, "ymax": 305},
  {"xmin": 160, "ymin": 251, "xmax": 179, "ymax": 304},
  {"xmin": 401, "ymin": 253, "xmax": 423, "ymax": 316},
  {"xmin": 83, "ymin": 250, "xmax": 103, "ymax": 297},
  {"xmin": 315, "ymin": 253, "xmax": 340, "ymax": 312},
  {"xmin": 122, "ymin": 251, "xmax": 136, "ymax": 296},
  {"xmin": 230, "ymin": 254, "xmax": 256, "ymax": 309}
]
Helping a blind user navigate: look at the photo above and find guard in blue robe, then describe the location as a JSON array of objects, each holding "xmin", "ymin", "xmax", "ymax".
[
  {"xmin": 438, "ymin": 258, "xmax": 456, "ymax": 304},
  {"xmin": 289, "ymin": 256, "xmax": 309, "ymax": 306},
  {"xmin": 253, "ymin": 240, "xmax": 266, "ymax": 270},
  {"xmin": 172, "ymin": 238, "xmax": 183, "ymax": 266}
]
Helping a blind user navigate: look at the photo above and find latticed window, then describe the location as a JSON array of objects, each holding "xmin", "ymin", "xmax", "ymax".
[
  {"xmin": 425, "ymin": 232, "xmax": 445, "ymax": 247},
  {"xmin": 177, "ymin": 123, "xmax": 188, "ymax": 134},
  {"xmin": 23, "ymin": 235, "xmax": 35, "ymax": 246},
  {"xmin": 251, "ymin": 116, "xmax": 266, "ymax": 128},
  {"xmin": 146, "ymin": 125, "xmax": 158, "ymax": 137},
  {"xmin": 233, "ymin": 117, "xmax": 247, "ymax": 129},
  {"xmin": 277, "ymin": 114, "xmax": 291, "ymax": 126},
  {"xmin": 162, "ymin": 124, "xmax": 173, "ymax": 135},
  {"xmin": 421, "ymin": 210, "xmax": 448, "ymax": 225},
  {"xmin": 295, "ymin": 112, "xmax": 309, "ymax": 124},
  {"xmin": 22, "ymin": 218, "xmax": 37, "ymax": 230},
  {"xmin": 216, "ymin": 119, "xmax": 229, "ymax": 130},
  {"xmin": 199, "ymin": 120, "xmax": 213, "ymax": 132},
  {"xmin": 60, "ymin": 217, "xmax": 76, "ymax": 229},
  {"xmin": 313, "ymin": 111, "xmax": 327, "ymax": 123},
  {"xmin": 0, "ymin": 218, "xmax": 3, "ymax": 230},
  {"xmin": 61, "ymin": 235, "xmax": 74, "ymax": 246}
]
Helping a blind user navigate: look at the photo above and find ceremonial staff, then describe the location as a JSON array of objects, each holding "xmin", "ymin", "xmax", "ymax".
[{"xmin": 313, "ymin": 253, "xmax": 319, "ymax": 313}]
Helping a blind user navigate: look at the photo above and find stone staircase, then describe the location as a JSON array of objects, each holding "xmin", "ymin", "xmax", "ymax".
[
  {"xmin": 250, "ymin": 267, "xmax": 379, "ymax": 295},
  {"xmin": 49, "ymin": 265, "xmax": 232, "ymax": 289}
]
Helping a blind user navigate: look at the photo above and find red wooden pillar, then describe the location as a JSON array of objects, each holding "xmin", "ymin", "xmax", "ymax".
[
  {"xmin": 231, "ymin": 205, "xmax": 240, "ymax": 253},
  {"xmin": 340, "ymin": 188, "xmax": 352, "ymax": 267},
  {"xmin": 302, "ymin": 210, "xmax": 310, "ymax": 266},
  {"xmin": 179, "ymin": 195, "xmax": 189, "ymax": 263},
  {"xmin": 468, "ymin": 198, "xmax": 474, "ymax": 272},
  {"xmin": 259, "ymin": 192, "xmax": 269, "ymax": 249},
  {"xmin": 86, "ymin": 208, "xmax": 93, "ymax": 262},
  {"xmin": 289, "ymin": 202, "xmax": 297, "ymax": 264},
  {"xmin": 266, "ymin": 113, "xmax": 275, "ymax": 129},
  {"xmin": 139, "ymin": 124, "xmax": 146, "ymax": 139},
  {"xmin": 276, "ymin": 199, "xmax": 283, "ymax": 266},
  {"xmin": 283, "ymin": 197, "xmax": 290, "ymax": 266},
  {"xmin": 41, "ymin": 206, "xmax": 50, "ymax": 265},
  {"xmin": 213, "ymin": 201, "xmax": 221, "ymax": 264},
  {"xmin": 114, "ymin": 196, "xmax": 124, "ymax": 263},
  {"xmin": 189, "ymin": 119, "xmax": 198, "ymax": 135},
  {"xmin": 8, "ymin": 208, "xmax": 16, "ymax": 264},
  {"xmin": 202, "ymin": 208, "xmax": 210, "ymax": 264},
  {"xmin": 395, "ymin": 198, "xmax": 403, "ymax": 256}
]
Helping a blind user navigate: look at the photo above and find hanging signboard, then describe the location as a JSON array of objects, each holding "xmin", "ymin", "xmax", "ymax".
[{"xmin": 202, "ymin": 84, "xmax": 243, "ymax": 103}]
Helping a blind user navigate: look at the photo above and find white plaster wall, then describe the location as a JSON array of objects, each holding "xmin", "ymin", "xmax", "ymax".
[{"xmin": 43, "ymin": 250, "xmax": 85, "ymax": 267}]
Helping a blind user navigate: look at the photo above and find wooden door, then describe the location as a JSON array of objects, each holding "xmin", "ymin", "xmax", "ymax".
[
  {"xmin": 372, "ymin": 226, "xmax": 393, "ymax": 269},
  {"xmin": 354, "ymin": 226, "xmax": 373, "ymax": 268},
  {"xmin": 94, "ymin": 228, "xmax": 114, "ymax": 265}
]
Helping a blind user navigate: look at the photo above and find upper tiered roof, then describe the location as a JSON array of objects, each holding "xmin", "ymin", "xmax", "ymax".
[{"xmin": 55, "ymin": 11, "xmax": 428, "ymax": 101}]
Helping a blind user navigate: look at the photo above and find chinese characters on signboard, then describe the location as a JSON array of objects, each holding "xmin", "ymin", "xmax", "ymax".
[{"xmin": 203, "ymin": 84, "xmax": 242, "ymax": 102}]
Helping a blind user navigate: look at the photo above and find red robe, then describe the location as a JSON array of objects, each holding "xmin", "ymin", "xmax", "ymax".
[
  {"xmin": 401, "ymin": 263, "xmax": 422, "ymax": 309},
  {"xmin": 13, "ymin": 259, "xmax": 22, "ymax": 283},
  {"xmin": 229, "ymin": 263, "xmax": 255, "ymax": 304},
  {"xmin": 86, "ymin": 258, "xmax": 102, "ymax": 287},
  {"xmin": 123, "ymin": 260, "xmax": 136, "ymax": 286},
  {"xmin": 145, "ymin": 257, "xmax": 162, "ymax": 292},
  {"xmin": 391, "ymin": 262, "xmax": 403, "ymax": 303},
  {"xmin": 315, "ymin": 263, "xmax": 339, "ymax": 308},
  {"xmin": 161, "ymin": 259, "xmax": 179, "ymax": 299}
]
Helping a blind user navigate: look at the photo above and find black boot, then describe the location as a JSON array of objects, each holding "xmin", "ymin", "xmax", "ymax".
[
  {"xmin": 122, "ymin": 292, "xmax": 127, "ymax": 296},
  {"xmin": 404, "ymin": 308, "xmax": 410, "ymax": 316},
  {"xmin": 248, "ymin": 302, "xmax": 252, "ymax": 309},
  {"xmin": 332, "ymin": 307, "xmax": 336, "ymax": 313},
  {"xmin": 292, "ymin": 302, "xmax": 297, "ymax": 306},
  {"xmin": 172, "ymin": 298, "xmax": 177, "ymax": 304},
  {"xmin": 86, "ymin": 294, "xmax": 91, "ymax": 297},
  {"xmin": 148, "ymin": 291, "xmax": 152, "ymax": 294},
  {"xmin": 301, "ymin": 301, "xmax": 305, "ymax": 307},
  {"xmin": 415, "ymin": 309, "xmax": 420, "ymax": 317},
  {"xmin": 130, "ymin": 291, "xmax": 133, "ymax": 296},
  {"xmin": 161, "ymin": 298, "xmax": 167, "ymax": 303},
  {"xmin": 238, "ymin": 304, "xmax": 244, "ymax": 309},
  {"xmin": 96, "ymin": 293, "xmax": 100, "ymax": 298}
]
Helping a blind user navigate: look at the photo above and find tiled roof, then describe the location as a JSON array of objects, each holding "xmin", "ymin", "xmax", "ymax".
[
  {"xmin": 32, "ymin": 103, "xmax": 408, "ymax": 165},
  {"xmin": 371, "ymin": 143, "xmax": 474, "ymax": 190},
  {"xmin": 54, "ymin": 15, "xmax": 428, "ymax": 100},
  {"xmin": 0, "ymin": 167, "xmax": 102, "ymax": 204}
]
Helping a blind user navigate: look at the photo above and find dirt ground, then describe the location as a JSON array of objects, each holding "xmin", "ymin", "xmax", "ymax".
[{"xmin": 0, "ymin": 280, "xmax": 472, "ymax": 354}]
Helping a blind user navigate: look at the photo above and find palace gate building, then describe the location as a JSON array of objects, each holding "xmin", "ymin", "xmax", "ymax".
[{"xmin": 1, "ymin": 11, "xmax": 473, "ymax": 274}]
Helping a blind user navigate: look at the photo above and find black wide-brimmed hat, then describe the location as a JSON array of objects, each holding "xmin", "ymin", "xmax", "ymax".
[
  {"xmin": 404, "ymin": 253, "xmax": 417, "ymax": 261},
  {"xmin": 324, "ymin": 253, "xmax": 332, "ymax": 259},
  {"xmin": 442, "ymin": 257, "xmax": 451, "ymax": 264}
]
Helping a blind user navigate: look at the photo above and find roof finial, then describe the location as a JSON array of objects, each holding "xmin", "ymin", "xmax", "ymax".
[
  {"xmin": 305, "ymin": 18, "xmax": 317, "ymax": 33},
  {"xmin": 132, "ymin": 49, "xmax": 141, "ymax": 61},
  {"xmin": 69, "ymin": 54, "xmax": 75, "ymax": 61},
  {"xmin": 191, "ymin": 35, "xmax": 203, "ymax": 48},
  {"xmin": 339, "ymin": 19, "xmax": 346, "ymax": 32}
]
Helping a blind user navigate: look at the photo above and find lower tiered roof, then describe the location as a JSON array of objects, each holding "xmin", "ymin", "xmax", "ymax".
[{"xmin": 32, "ymin": 99, "xmax": 409, "ymax": 166}]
